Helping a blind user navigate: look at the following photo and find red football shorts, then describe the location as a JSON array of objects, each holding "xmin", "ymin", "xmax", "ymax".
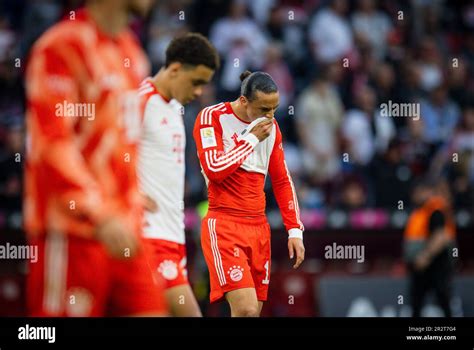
[
  {"xmin": 27, "ymin": 233, "xmax": 168, "ymax": 316},
  {"xmin": 145, "ymin": 238, "xmax": 189, "ymax": 289},
  {"xmin": 201, "ymin": 211, "xmax": 271, "ymax": 303}
]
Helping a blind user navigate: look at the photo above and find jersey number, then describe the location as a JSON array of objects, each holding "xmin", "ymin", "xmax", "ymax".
[{"xmin": 262, "ymin": 260, "xmax": 270, "ymax": 285}]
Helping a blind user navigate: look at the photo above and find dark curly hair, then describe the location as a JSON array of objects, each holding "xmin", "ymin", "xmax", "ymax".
[{"xmin": 165, "ymin": 33, "xmax": 220, "ymax": 70}]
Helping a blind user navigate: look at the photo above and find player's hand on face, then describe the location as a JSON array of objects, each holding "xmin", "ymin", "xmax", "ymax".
[
  {"xmin": 250, "ymin": 119, "xmax": 274, "ymax": 142},
  {"xmin": 288, "ymin": 238, "xmax": 305, "ymax": 269},
  {"xmin": 96, "ymin": 217, "xmax": 138, "ymax": 259}
]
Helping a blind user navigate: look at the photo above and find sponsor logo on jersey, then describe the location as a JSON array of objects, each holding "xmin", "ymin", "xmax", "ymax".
[{"xmin": 200, "ymin": 127, "xmax": 217, "ymax": 149}]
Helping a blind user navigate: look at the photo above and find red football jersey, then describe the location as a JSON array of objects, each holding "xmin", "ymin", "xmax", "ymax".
[
  {"xmin": 193, "ymin": 102, "xmax": 304, "ymax": 235},
  {"xmin": 24, "ymin": 8, "xmax": 150, "ymax": 238}
]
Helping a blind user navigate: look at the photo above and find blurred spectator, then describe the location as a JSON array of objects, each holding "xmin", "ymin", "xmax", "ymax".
[
  {"xmin": 439, "ymin": 104, "xmax": 474, "ymax": 209},
  {"xmin": 0, "ymin": 116, "xmax": 23, "ymax": 213},
  {"xmin": 370, "ymin": 62, "xmax": 397, "ymax": 104},
  {"xmin": 351, "ymin": 0, "xmax": 393, "ymax": 60},
  {"xmin": 0, "ymin": 0, "xmax": 26, "ymax": 30},
  {"xmin": 415, "ymin": 36, "xmax": 444, "ymax": 93},
  {"xmin": 295, "ymin": 63, "xmax": 343, "ymax": 183},
  {"xmin": 342, "ymin": 85, "xmax": 395, "ymax": 166},
  {"xmin": 420, "ymin": 83, "xmax": 461, "ymax": 146},
  {"xmin": 147, "ymin": 1, "xmax": 190, "ymax": 71},
  {"xmin": 19, "ymin": 0, "xmax": 62, "ymax": 58},
  {"xmin": 398, "ymin": 59, "xmax": 424, "ymax": 104},
  {"xmin": 463, "ymin": 32, "xmax": 474, "ymax": 75},
  {"xmin": 369, "ymin": 62, "xmax": 404, "ymax": 129},
  {"xmin": 209, "ymin": 0, "xmax": 268, "ymax": 98},
  {"xmin": 447, "ymin": 57, "xmax": 471, "ymax": 107},
  {"xmin": 262, "ymin": 41, "xmax": 294, "ymax": 114},
  {"xmin": 187, "ymin": 0, "xmax": 228, "ymax": 37},
  {"xmin": 309, "ymin": 0, "xmax": 354, "ymax": 64},
  {"xmin": 0, "ymin": 14, "xmax": 22, "ymax": 111},
  {"xmin": 0, "ymin": 0, "xmax": 471, "ymax": 220},
  {"xmin": 414, "ymin": 2, "xmax": 451, "ymax": 58},
  {"xmin": 336, "ymin": 176, "xmax": 368, "ymax": 210},
  {"xmin": 369, "ymin": 139, "xmax": 411, "ymax": 209},
  {"xmin": 265, "ymin": 5, "xmax": 307, "ymax": 67},
  {"xmin": 0, "ymin": 15, "xmax": 15, "ymax": 62},
  {"xmin": 384, "ymin": 2, "xmax": 411, "ymax": 62},
  {"xmin": 282, "ymin": 138, "xmax": 303, "ymax": 180},
  {"xmin": 246, "ymin": 0, "xmax": 275, "ymax": 26},
  {"xmin": 347, "ymin": 43, "xmax": 376, "ymax": 105},
  {"xmin": 400, "ymin": 117, "xmax": 433, "ymax": 178}
]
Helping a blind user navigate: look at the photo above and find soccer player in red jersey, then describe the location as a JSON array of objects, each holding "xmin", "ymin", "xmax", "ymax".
[
  {"xmin": 138, "ymin": 34, "xmax": 219, "ymax": 316},
  {"xmin": 193, "ymin": 70, "xmax": 305, "ymax": 317},
  {"xmin": 24, "ymin": 0, "xmax": 168, "ymax": 316}
]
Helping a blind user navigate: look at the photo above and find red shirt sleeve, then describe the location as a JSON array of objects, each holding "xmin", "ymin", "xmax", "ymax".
[
  {"xmin": 26, "ymin": 42, "xmax": 110, "ymax": 228},
  {"xmin": 268, "ymin": 121, "xmax": 304, "ymax": 235},
  {"xmin": 193, "ymin": 104, "xmax": 260, "ymax": 183}
]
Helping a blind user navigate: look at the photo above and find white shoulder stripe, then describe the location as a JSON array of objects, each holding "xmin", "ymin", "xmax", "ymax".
[
  {"xmin": 138, "ymin": 87, "xmax": 154, "ymax": 96},
  {"xmin": 204, "ymin": 103, "xmax": 223, "ymax": 125},
  {"xmin": 139, "ymin": 82, "xmax": 153, "ymax": 90},
  {"xmin": 200, "ymin": 106, "xmax": 211, "ymax": 125},
  {"xmin": 201, "ymin": 103, "xmax": 225, "ymax": 125}
]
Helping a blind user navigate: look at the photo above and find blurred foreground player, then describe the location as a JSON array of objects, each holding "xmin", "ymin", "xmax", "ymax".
[
  {"xmin": 138, "ymin": 33, "xmax": 219, "ymax": 316},
  {"xmin": 194, "ymin": 71, "xmax": 305, "ymax": 317},
  {"xmin": 404, "ymin": 178, "xmax": 456, "ymax": 317},
  {"xmin": 24, "ymin": 0, "xmax": 168, "ymax": 316}
]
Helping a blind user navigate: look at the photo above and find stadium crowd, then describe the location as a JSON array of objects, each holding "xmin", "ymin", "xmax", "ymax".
[{"xmin": 0, "ymin": 0, "xmax": 472, "ymax": 223}]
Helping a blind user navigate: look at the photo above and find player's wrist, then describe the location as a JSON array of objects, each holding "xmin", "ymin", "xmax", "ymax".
[{"xmin": 288, "ymin": 228, "xmax": 303, "ymax": 240}]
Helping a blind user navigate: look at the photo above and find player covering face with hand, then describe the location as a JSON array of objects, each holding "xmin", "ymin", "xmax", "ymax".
[
  {"xmin": 193, "ymin": 70, "xmax": 305, "ymax": 317},
  {"xmin": 137, "ymin": 33, "xmax": 219, "ymax": 316}
]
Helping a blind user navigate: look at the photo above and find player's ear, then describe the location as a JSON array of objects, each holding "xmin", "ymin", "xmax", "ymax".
[
  {"xmin": 239, "ymin": 95, "xmax": 248, "ymax": 107},
  {"xmin": 168, "ymin": 62, "xmax": 182, "ymax": 77}
]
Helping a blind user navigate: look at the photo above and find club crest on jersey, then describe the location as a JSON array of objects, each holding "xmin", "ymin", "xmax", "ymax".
[
  {"xmin": 227, "ymin": 265, "xmax": 244, "ymax": 282},
  {"xmin": 158, "ymin": 260, "xmax": 178, "ymax": 280},
  {"xmin": 200, "ymin": 127, "xmax": 217, "ymax": 149}
]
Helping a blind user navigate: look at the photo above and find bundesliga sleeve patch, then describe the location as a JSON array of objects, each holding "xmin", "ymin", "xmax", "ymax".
[{"xmin": 200, "ymin": 127, "xmax": 217, "ymax": 149}]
